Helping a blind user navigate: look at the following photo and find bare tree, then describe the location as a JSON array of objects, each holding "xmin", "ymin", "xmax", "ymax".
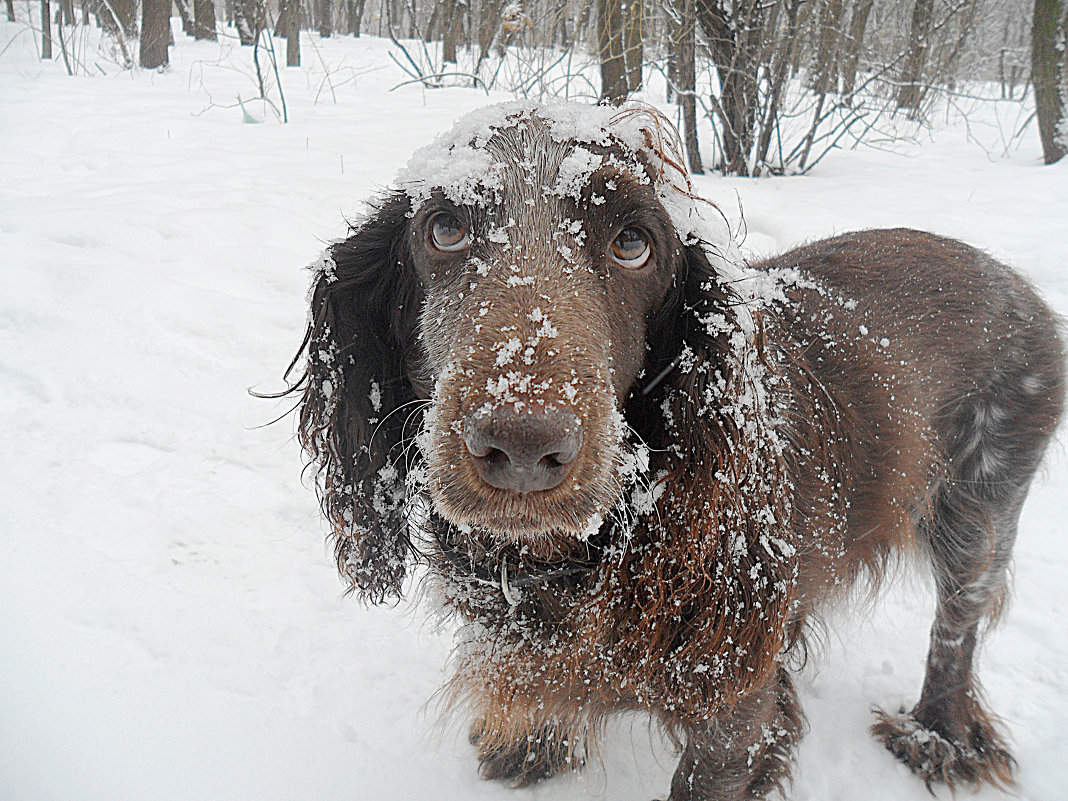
[
  {"xmin": 195, "ymin": 0, "xmax": 218, "ymax": 39},
  {"xmin": 840, "ymin": 0, "xmax": 874, "ymax": 100},
  {"xmin": 41, "ymin": 0, "xmax": 53, "ymax": 59},
  {"xmin": 696, "ymin": 0, "xmax": 766, "ymax": 173},
  {"xmin": 139, "ymin": 0, "xmax": 170, "ymax": 68},
  {"xmin": 809, "ymin": 0, "xmax": 845, "ymax": 93},
  {"xmin": 234, "ymin": 0, "xmax": 263, "ymax": 43},
  {"xmin": 285, "ymin": 0, "xmax": 301, "ymax": 65},
  {"xmin": 316, "ymin": 0, "xmax": 334, "ymax": 35},
  {"xmin": 176, "ymin": 0, "xmax": 196, "ymax": 35},
  {"xmin": 442, "ymin": 0, "xmax": 465, "ymax": 62},
  {"xmin": 344, "ymin": 0, "xmax": 368, "ymax": 34},
  {"xmin": 114, "ymin": 0, "xmax": 138, "ymax": 36},
  {"xmin": 623, "ymin": 0, "xmax": 642, "ymax": 93},
  {"xmin": 599, "ymin": 0, "xmax": 629, "ymax": 102},
  {"xmin": 1032, "ymin": 0, "xmax": 1067, "ymax": 163},
  {"xmin": 896, "ymin": 0, "xmax": 934, "ymax": 111},
  {"xmin": 677, "ymin": 0, "xmax": 702, "ymax": 173}
]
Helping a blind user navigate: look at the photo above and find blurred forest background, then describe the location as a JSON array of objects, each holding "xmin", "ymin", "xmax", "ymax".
[{"xmin": 13, "ymin": 0, "xmax": 1067, "ymax": 172}]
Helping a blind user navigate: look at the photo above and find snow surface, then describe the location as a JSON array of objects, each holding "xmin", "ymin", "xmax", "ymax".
[{"xmin": 2, "ymin": 17, "xmax": 1068, "ymax": 801}]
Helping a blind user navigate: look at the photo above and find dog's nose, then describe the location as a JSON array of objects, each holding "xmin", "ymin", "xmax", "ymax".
[{"xmin": 463, "ymin": 406, "xmax": 583, "ymax": 493}]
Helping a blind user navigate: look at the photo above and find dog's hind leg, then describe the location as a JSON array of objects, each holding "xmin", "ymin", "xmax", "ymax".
[
  {"xmin": 873, "ymin": 480, "xmax": 1021, "ymax": 790},
  {"xmin": 871, "ymin": 374, "xmax": 1062, "ymax": 790}
]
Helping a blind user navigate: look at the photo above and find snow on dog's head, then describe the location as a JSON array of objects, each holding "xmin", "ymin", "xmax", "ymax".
[{"xmin": 296, "ymin": 103, "xmax": 752, "ymax": 594}]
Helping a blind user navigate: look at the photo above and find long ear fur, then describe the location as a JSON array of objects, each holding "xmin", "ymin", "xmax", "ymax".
[
  {"xmin": 294, "ymin": 192, "xmax": 423, "ymax": 603},
  {"xmin": 607, "ymin": 241, "xmax": 800, "ymax": 718}
]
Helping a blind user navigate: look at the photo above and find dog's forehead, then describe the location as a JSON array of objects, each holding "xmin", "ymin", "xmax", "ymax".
[
  {"xmin": 396, "ymin": 103, "xmax": 653, "ymax": 212},
  {"xmin": 483, "ymin": 116, "xmax": 648, "ymax": 195}
]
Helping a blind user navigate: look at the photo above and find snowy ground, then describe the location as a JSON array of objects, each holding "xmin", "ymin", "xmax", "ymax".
[{"xmin": 2, "ymin": 16, "xmax": 1067, "ymax": 801}]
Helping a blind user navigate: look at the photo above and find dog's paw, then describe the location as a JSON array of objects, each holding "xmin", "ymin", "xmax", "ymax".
[
  {"xmin": 470, "ymin": 722, "xmax": 581, "ymax": 788},
  {"xmin": 872, "ymin": 706, "xmax": 1016, "ymax": 791}
]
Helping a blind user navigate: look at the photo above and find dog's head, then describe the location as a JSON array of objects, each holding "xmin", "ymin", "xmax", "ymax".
[{"xmin": 294, "ymin": 103, "xmax": 748, "ymax": 601}]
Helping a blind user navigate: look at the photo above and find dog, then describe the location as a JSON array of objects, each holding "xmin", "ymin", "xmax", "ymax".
[{"xmin": 284, "ymin": 103, "xmax": 1064, "ymax": 799}]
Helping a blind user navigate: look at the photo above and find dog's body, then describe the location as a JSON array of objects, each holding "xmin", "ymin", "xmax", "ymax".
[{"xmin": 288, "ymin": 104, "xmax": 1064, "ymax": 799}]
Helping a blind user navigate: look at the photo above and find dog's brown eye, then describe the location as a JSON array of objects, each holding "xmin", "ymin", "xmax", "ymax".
[
  {"xmin": 430, "ymin": 213, "xmax": 470, "ymax": 252},
  {"xmin": 610, "ymin": 227, "xmax": 650, "ymax": 269}
]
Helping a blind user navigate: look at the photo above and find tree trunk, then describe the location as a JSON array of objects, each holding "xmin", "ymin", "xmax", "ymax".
[
  {"xmin": 114, "ymin": 0, "xmax": 138, "ymax": 36},
  {"xmin": 678, "ymin": 0, "xmax": 702, "ymax": 174},
  {"xmin": 176, "ymin": 0, "xmax": 195, "ymax": 34},
  {"xmin": 316, "ymin": 0, "xmax": 333, "ymax": 36},
  {"xmin": 696, "ymin": 0, "xmax": 764, "ymax": 175},
  {"xmin": 6, "ymin": 0, "xmax": 14, "ymax": 23},
  {"xmin": 755, "ymin": 0, "xmax": 802, "ymax": 171},
  {"xmin": 939, "ymin": 0, "xmax": 978, "ymax": 89},
  {"xmin": 1032, "ymin": 0, "xmax": 1067, "ymax": 164},
  {"xmin": 346, "ymin": 0, "xmax": 366, "ymax": 34},
  {"xmin": 442, "ymin": 0, "xmax": 464, "ymax": 63},
  {"xmin": 425, "ymin": 0, "xmax": 442, "ymax": 40},
  {"xmin": 139, "ymin": 0, "xmax": 170, "ymax": 68},
  {"xmin": 896, "ymin": 0, "xmax": 934, "ymax": 111},
  {"xmin": 840, "ymin": 0, "xmax": 873, "ymax": 99},
  {"xmin": 475, "ymin": 0, "xmax": 504, "ymax": 66},
  {"xmin": 233, "ymin": 0, "xmax": 261, "ymax": 43},
  {"xmin": 623, "ymin": 0, "xmax": 642, "ymax": 93},
  {"xmin": 41, "ymin": 0, "xmax": 53, "ymax": 59},
  {"xmin": 275, "ymin": 0, "xmax": 287, "ymax": 36},
  {"xmin": 350, "ymin": 0, "xmax": 371, "ymax": 34},
  {"xmin": 194, "ymin": 0, "xmax": 217, "ymax": 38},
  {"xmin": 809, "ymin": 0, "xmax": 844, "ymax": 94},
  {"xmin": 285, "ymin": 0, "xmax": 300, "ymax": 66},
  {"xmin": 598, "ymin": 0, "xmax": 629, "ymax": 103}
]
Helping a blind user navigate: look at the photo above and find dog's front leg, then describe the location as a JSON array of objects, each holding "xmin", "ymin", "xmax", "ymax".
[
  {"xmin": 664, "ymin": 668, "xmax": 803, "ymax": 801},
  {"xmin": 469, "ymin": 715, "xmax": 585, "ymax": 788}
]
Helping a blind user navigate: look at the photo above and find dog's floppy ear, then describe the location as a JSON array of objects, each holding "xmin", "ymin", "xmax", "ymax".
[
  {"xmin": 616, "ymin": 241, "xmax": 800, "ymax": 715},
  {"xmin": 294, "ymin": 191, "xmax": 423, "ymax": 603}
]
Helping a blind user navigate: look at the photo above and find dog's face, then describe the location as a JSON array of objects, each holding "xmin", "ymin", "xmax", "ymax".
[{"xmin": 401, "ymin": 108, "xmax": 690, "ymax": 557}]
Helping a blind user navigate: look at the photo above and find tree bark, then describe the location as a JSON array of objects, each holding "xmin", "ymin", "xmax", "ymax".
[
  {"xmin": 285, "ymin": 0, "xmax": 300, "ymax": 66},
  {"xmin": 840, "ymin": 0, "xmax": 873, "ymax": 99},
  {"xmin": 598, "ymin": 0, "xmax": 629, "ymax": 103},
  {"xmin": 114, "ymin": 0, "xmax": 138, "ymax": 36},
  {"xmin": 316, "ymin": 0, "xmax": 333, "ymax": 36},
  {"xmin": 41, "ymin": 0, "xmax": 53, "ymax": 59},
  {"xmin": 194, "ymin": 0, "xmax": 217, "ymax": 38},
  {"xmin": 345, "ymin": 0, "xmax": 366, "ymax": 34},
  {"xmin": 233, "ymin": 0, "xmax": 261, "ymax": 43},
  {"xmin": 442, "ymin": 0, "xmax": 465, "ymax": 63},
  {"xmin": 6, "ymin": 0, "xmax": 14, "ymax": 23},
  {"xmin": 1032, "ymin": 0, "xmax": 1067, "ymax": 164},
  {"xmin": 139, "ymin": 0, "xmax": 170, "ymax": 68},
  {"xmin": 678, "ymin": 0, "xmax": 702, "ymax": 174},
  {"xmin": 275, "ymin": 0, "xmax": 287, "ymax": 36},
  {"xmin": 475, "ymin": 0, "xmax": 507, "ymax": 68},
  {"xmin": 755, "ymin": 0, "xmax": 802, "ymax": 170},
  {"xmin": 896, "ymin": 0, "xmax": 934, "ymax": 111},
  {"xmin": 623, "ymin": 0, "xmax": 642, "ymax": 93},
  {"xmin": 809, "ymin": 0, "xmax": 844, "ymax": 94},
  {"xmin": 176, "ymin": 0, "xmax": 196, "ymax": 35}
]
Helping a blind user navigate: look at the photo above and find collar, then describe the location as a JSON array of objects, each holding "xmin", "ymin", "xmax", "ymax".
[{"xmin": 432, "ymin": 523, "xmax": 603, "ymax": 603}]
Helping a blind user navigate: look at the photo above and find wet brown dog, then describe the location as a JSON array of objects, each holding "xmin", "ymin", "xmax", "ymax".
[{"xmin": 285, "ymin": 104, "xmax": 1064, "ymax": 799}]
